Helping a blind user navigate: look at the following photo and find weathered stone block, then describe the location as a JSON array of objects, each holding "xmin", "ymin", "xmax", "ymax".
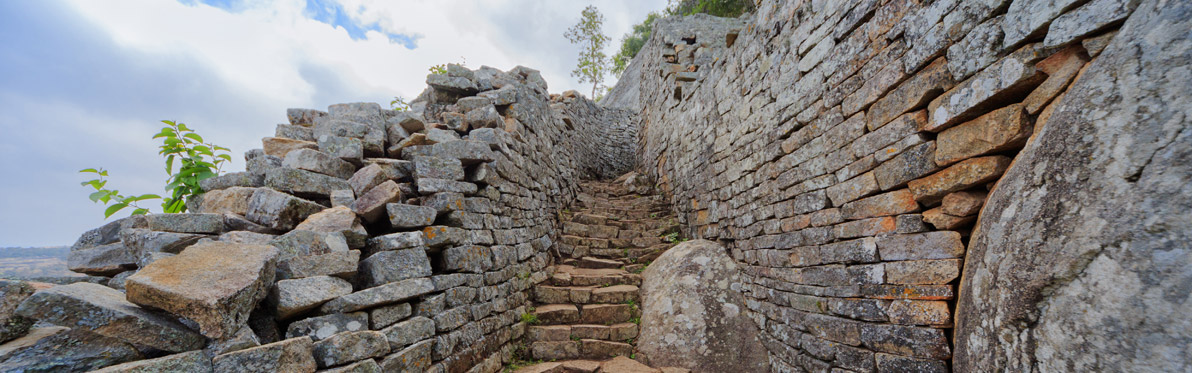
[
  {"xmin": 272, "ymin": 276, "xmax": 353, "ymax": 320},
  {"xmin": 321, "ymin": 359, "xmax": 382, "ymax": 373},
  {"xmin": 283, "ymin": 149, "xmax": 354, "ymax": 181},
  {"xmin": 369, "ymin": 302, "xmax": 411, "ymax": 329},
  {"xmin": 922, "ymin": 207, "xmax": 976, "ymax": 229},
  {"xmin": 415, "ymin": 177, "xmax": 478, "ymax": 195},
  {"xmin": 867, "ymin": 58, "xmax": 955, "ymax": 130},
  {"xmin": 144, "ymin": 213, "xmax": 224, "ymax": 234},
  {"xmin": 941, "ymin": 190, "xmax": 987, "ymax": 216},
  {"xmin": 885, "ymin": 259, "xmax": 961, "ymax": 284},
  {"xmin": 440, "ymin": 245, "xmax": 493, "ymax": 273},
  {"xmin": 293, "ymin": 206, "xmax": 368, "ymax": 249},
  {"xmin": 413, "ymin": 156, "xmax": 465, "ymax": 181},
  {"xmin": 876, "ymin": 352, "xmax": 948, "ymax": 373},
  {"xmin": 381, "ymin": 316, "xmax": 435, "ymax": 350},
  {"xmin": 200, "ymin": 172, "xmax": 265, "ymax": 192},
  {"xmin": 353, "ymin": 180, "xmax": 402, "ymax": 223},
  {"xmin": 311, "ymin": 330, "xmax": 389, "ymax": 368},
  {"xmin": 873, "ymin": 142, "xmax": 939, "ymax": 191},
  {"xmin": 15, "ymin": 283, "xmax": 204, "ymax": 352},
  {"xmin": 907, "ymin": 155, "xmax": 1011, "ymax": 203},
  {"xmin": 386, "ymin": 203, "xmax": 437, "ymax": 228},
  {"xmin": 90, "ymin": 350, "xmax": 211, "ymax": 373},
  {"xmin": 270, "ymin": 230, "xmax": 349, "ymax": 262},
  {"xmin": 198, "ymin": 186, "xmax": 257, "ymax": 215},
  {"xmin": 67, "ymin": 242, "xmax": 136, "ymax": 276},
  {"xmin": 421, "ymin": 226, "xmax": 467, "ymax": 249},
  {"xmin": 358, "ymin": 248, "xmax": 432, "ymax": 288},
  {"xmin": 277, "ymin": 249, "xmax": 359, "ymax": 281},
  {"xmin": 860, "ymin": 324, "xmax": 950, "ymax": 359},
  {"xmin": 825, "ymin": 172, "xmax": 879, "ymax": 206},
  {"xmin": 840, "ymin": 189, "xmax": 920, "ymax": 220},
  {"xmin": 245, "ymin": 188, "xmax": 324, "ymax": 231},
  {"xmin": 926, "ymin": 44, "xmax": 1050, "ymax": 131},
  {"xmin": 265, "ymin": 167, "xmax": 352, "ymax": 198},
  {"xmin": 126, "ymin": 242, "xmax": 279, "ymax": 339},
  {"xmin": 876, "ymin": 232, "xmax": 965, "ymax": 261},
  {"xmin": 377, "ymin": 339, "xmax": 433, "ymax": 372},
  {"xmin": 262, "ymin": 137, "xmax": 317, "ymax": 158},
  {"xmin": 885, "ymin": 300, "xmax": 952, "ymax": 326},
  {"xmin": 319, "ymin": 277, "xmax": 435, "ymax": 313},
  {"xmin": 0, "ymin": 326, "xmax": 142, "ymax": 372},
  {"xmin": 936, "ymin": 104, "xmax": 1031, "ymax": 165},
  {"xmin": 212, "ymin": 336, "xmax": 317, "ymax": 373},
  {"xmin": 286, "ymin": 312, "xmax": 368, "ymax": 341}
]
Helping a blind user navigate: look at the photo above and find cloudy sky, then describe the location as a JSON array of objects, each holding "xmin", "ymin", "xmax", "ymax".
[{"xmin": 0, "ymin": 0, "xmax": 666, "ymax": 247}]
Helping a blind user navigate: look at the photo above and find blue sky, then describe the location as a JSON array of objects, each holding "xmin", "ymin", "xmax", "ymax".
[{"xmin": 0, "ymin": 0, "xmax": 665, "ymax": 247}]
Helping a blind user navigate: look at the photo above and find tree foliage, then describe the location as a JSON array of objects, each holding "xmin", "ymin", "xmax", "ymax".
[
  {"xmin": 668, "ymin": 0, "xmax": 756, "ymax": 17},
  {"xmin": 565, "ymin": 5, "xmax": 610, "ymax": 98},
  {"xmin": 612, "ymin": 12, "xmax": 661, "ymax": 76},
  {"xmin": 612, "ymin": 0, "xmax": 755, "ymax": 74},
  {"xmin": 81, "ymin": 121, "xmax": 231, "ymax": 218}
]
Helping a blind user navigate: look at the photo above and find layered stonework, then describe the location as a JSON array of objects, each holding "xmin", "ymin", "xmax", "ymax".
[{"xmin": 626, "ymin": 0, "xmax": 1186, "ymax": 371}]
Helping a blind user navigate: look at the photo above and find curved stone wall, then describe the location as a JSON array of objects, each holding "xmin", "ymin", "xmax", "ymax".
[{"xmin": 633, "ymin": 0, "xmax": 1185, "ymax": 371}]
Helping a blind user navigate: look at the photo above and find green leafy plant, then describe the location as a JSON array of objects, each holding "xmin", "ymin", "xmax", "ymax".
[
  {"xmin": 429, "ymin": 57, "xmax": 467, "ymax": 75},
  {"xmin": 520, "ymin": 312, "xmax": 539, "ymax": 325},
  {"xmin": 668, "ymin": 0, "xmax": 755, "ymax": 17},
  {"xmin": 390, "ymin": 96, "xmax": 410, "ymax": 111},
  {"xmin": 629, "ymin": 316, "xmax": 641, "ymax": 325},
  {"xmin": 565, "ymin": 5, "xmax": 611, "ymax": 98},
  {"xmin": 81, "ymin": 120, "xmax": 230, "ymax": 218},
  {"xmin": 79, "ymin": 168, "xmax": 160, "ymax": 218},
  {"xmin": 661, "ymin": 231, "xmax": 680, "ymax": 243},
  {"xmin": 612, "ymin": 12, "xmax": 661, "ymax": 77},
  {"xmin": 155, "ymin": 120, "xmax": 231, "ymax": 213}
]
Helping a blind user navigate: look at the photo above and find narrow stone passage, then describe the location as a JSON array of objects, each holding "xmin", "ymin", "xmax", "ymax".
[{"xmin": 511, "ymin": 175, "xmax": 686, "ymax": 373}]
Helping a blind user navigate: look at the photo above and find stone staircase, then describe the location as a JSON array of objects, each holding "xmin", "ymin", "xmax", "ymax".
[{"xmin": 513, "ymin": 177, "xmax": 683, "ymax": 372}]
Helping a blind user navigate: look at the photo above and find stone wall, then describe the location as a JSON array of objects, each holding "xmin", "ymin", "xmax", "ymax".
[
  {"xmin": 5, "ymin": 64, "xmax": 636, "ymax": 372},
  {"xmin": 633, "ymin": 0, "xmax": 1179, "ymax": 371}
]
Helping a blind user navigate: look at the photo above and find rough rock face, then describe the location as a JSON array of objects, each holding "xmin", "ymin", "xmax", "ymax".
[
  {"xmin": 125, "ymin": 242, "xmax": 279, "ymax": 339},
  {"xmin": 638, "ymin": 240, "xmax": 767, "ymax": 372},
  {"xmin": 14, "ymin": 282, "xmax": 204, "ymax": 352},
  {"xmin": 0, "ymin": 326, "xmax": 142, "ymax": 372},
  {"xmin": 954, "ymin": 1, "xmax": 1192, "ymax": 371},
  {"xmin": 601, "ymin": 52, "xmax": 644, "ymax": 112}
]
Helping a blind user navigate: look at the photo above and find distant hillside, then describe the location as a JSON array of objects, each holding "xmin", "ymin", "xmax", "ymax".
[{"xmin": 0, "ymin": 246, "xmax": 76, "ymax": 279}]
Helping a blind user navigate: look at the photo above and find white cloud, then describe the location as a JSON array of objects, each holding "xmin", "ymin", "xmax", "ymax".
[{"xmin": 0, "ymin": 0, "xmax": 666, "ymax": 246}]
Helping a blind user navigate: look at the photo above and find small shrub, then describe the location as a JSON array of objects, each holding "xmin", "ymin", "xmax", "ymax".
[
  {"xmin": 520, "ymin": 312, "xmax": 539, "ymax": 325},
  {"xmin": 81, "ymin": 120, "xmax": 230, "ymax": 218},
  {"xmin": 390, "ymin": 96, "xmax": 410, "ymax": 111}
]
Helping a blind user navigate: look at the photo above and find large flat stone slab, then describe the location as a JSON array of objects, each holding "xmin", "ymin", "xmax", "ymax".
[
  {"xmin": 126, "ymin": 242, "xmax": 279, "ymax": 339},
  {"xmin": 14, "ymin": 283, "xmax": 204, "ymax": 352}
]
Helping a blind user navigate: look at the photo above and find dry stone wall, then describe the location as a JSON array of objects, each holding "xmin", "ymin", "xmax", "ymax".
[
  {"xmin": 2, "ymin": 65, "xmax": 636, "ymax": 373},
  {"xmin": 630, "ymin": 0, "xmax": 1176, "ymax": 371}
]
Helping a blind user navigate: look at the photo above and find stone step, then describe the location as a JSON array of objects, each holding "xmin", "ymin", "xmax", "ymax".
[
  {"xmin": 527, "ymin": 323, "xmax": 638, "ymax": 343},
  {"xmin": 533, "ymin": 304, "xmax": 580, "ymax": 325},
  {"xmin": 513, "ymin": 357, "xmax": 689, "ymax": 373},
  {"xmin": 531, "ymin": 303, "xmax": 635, "ymax": 325},
  {"xmin": 550, "ymin": 266, "xmax": 641, "ymax": 287},
  {"xmin": 528, "ymin": 339, "xmax": 634, "ymax": 361},
  {"xmin": 578, "ymin": 257, "xmax": 622, "ymax": 269},
  {"xmin": 534, "ymin": 284, "xmax": 640, "ymax": 304}
]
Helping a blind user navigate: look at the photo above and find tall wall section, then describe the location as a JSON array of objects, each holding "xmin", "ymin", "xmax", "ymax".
[
  {"xmin": 633, "ymin": 0, "xmax": 1185, "ymax": 371},
  {"xmin": 11, "ymin": 65, "xmax": 637, "ymax": 373}
]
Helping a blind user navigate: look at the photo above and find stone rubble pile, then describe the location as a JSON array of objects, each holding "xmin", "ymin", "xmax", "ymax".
[{"xmin": 1, "ymin": 63, "xmax": 637, "ymax": 372}]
